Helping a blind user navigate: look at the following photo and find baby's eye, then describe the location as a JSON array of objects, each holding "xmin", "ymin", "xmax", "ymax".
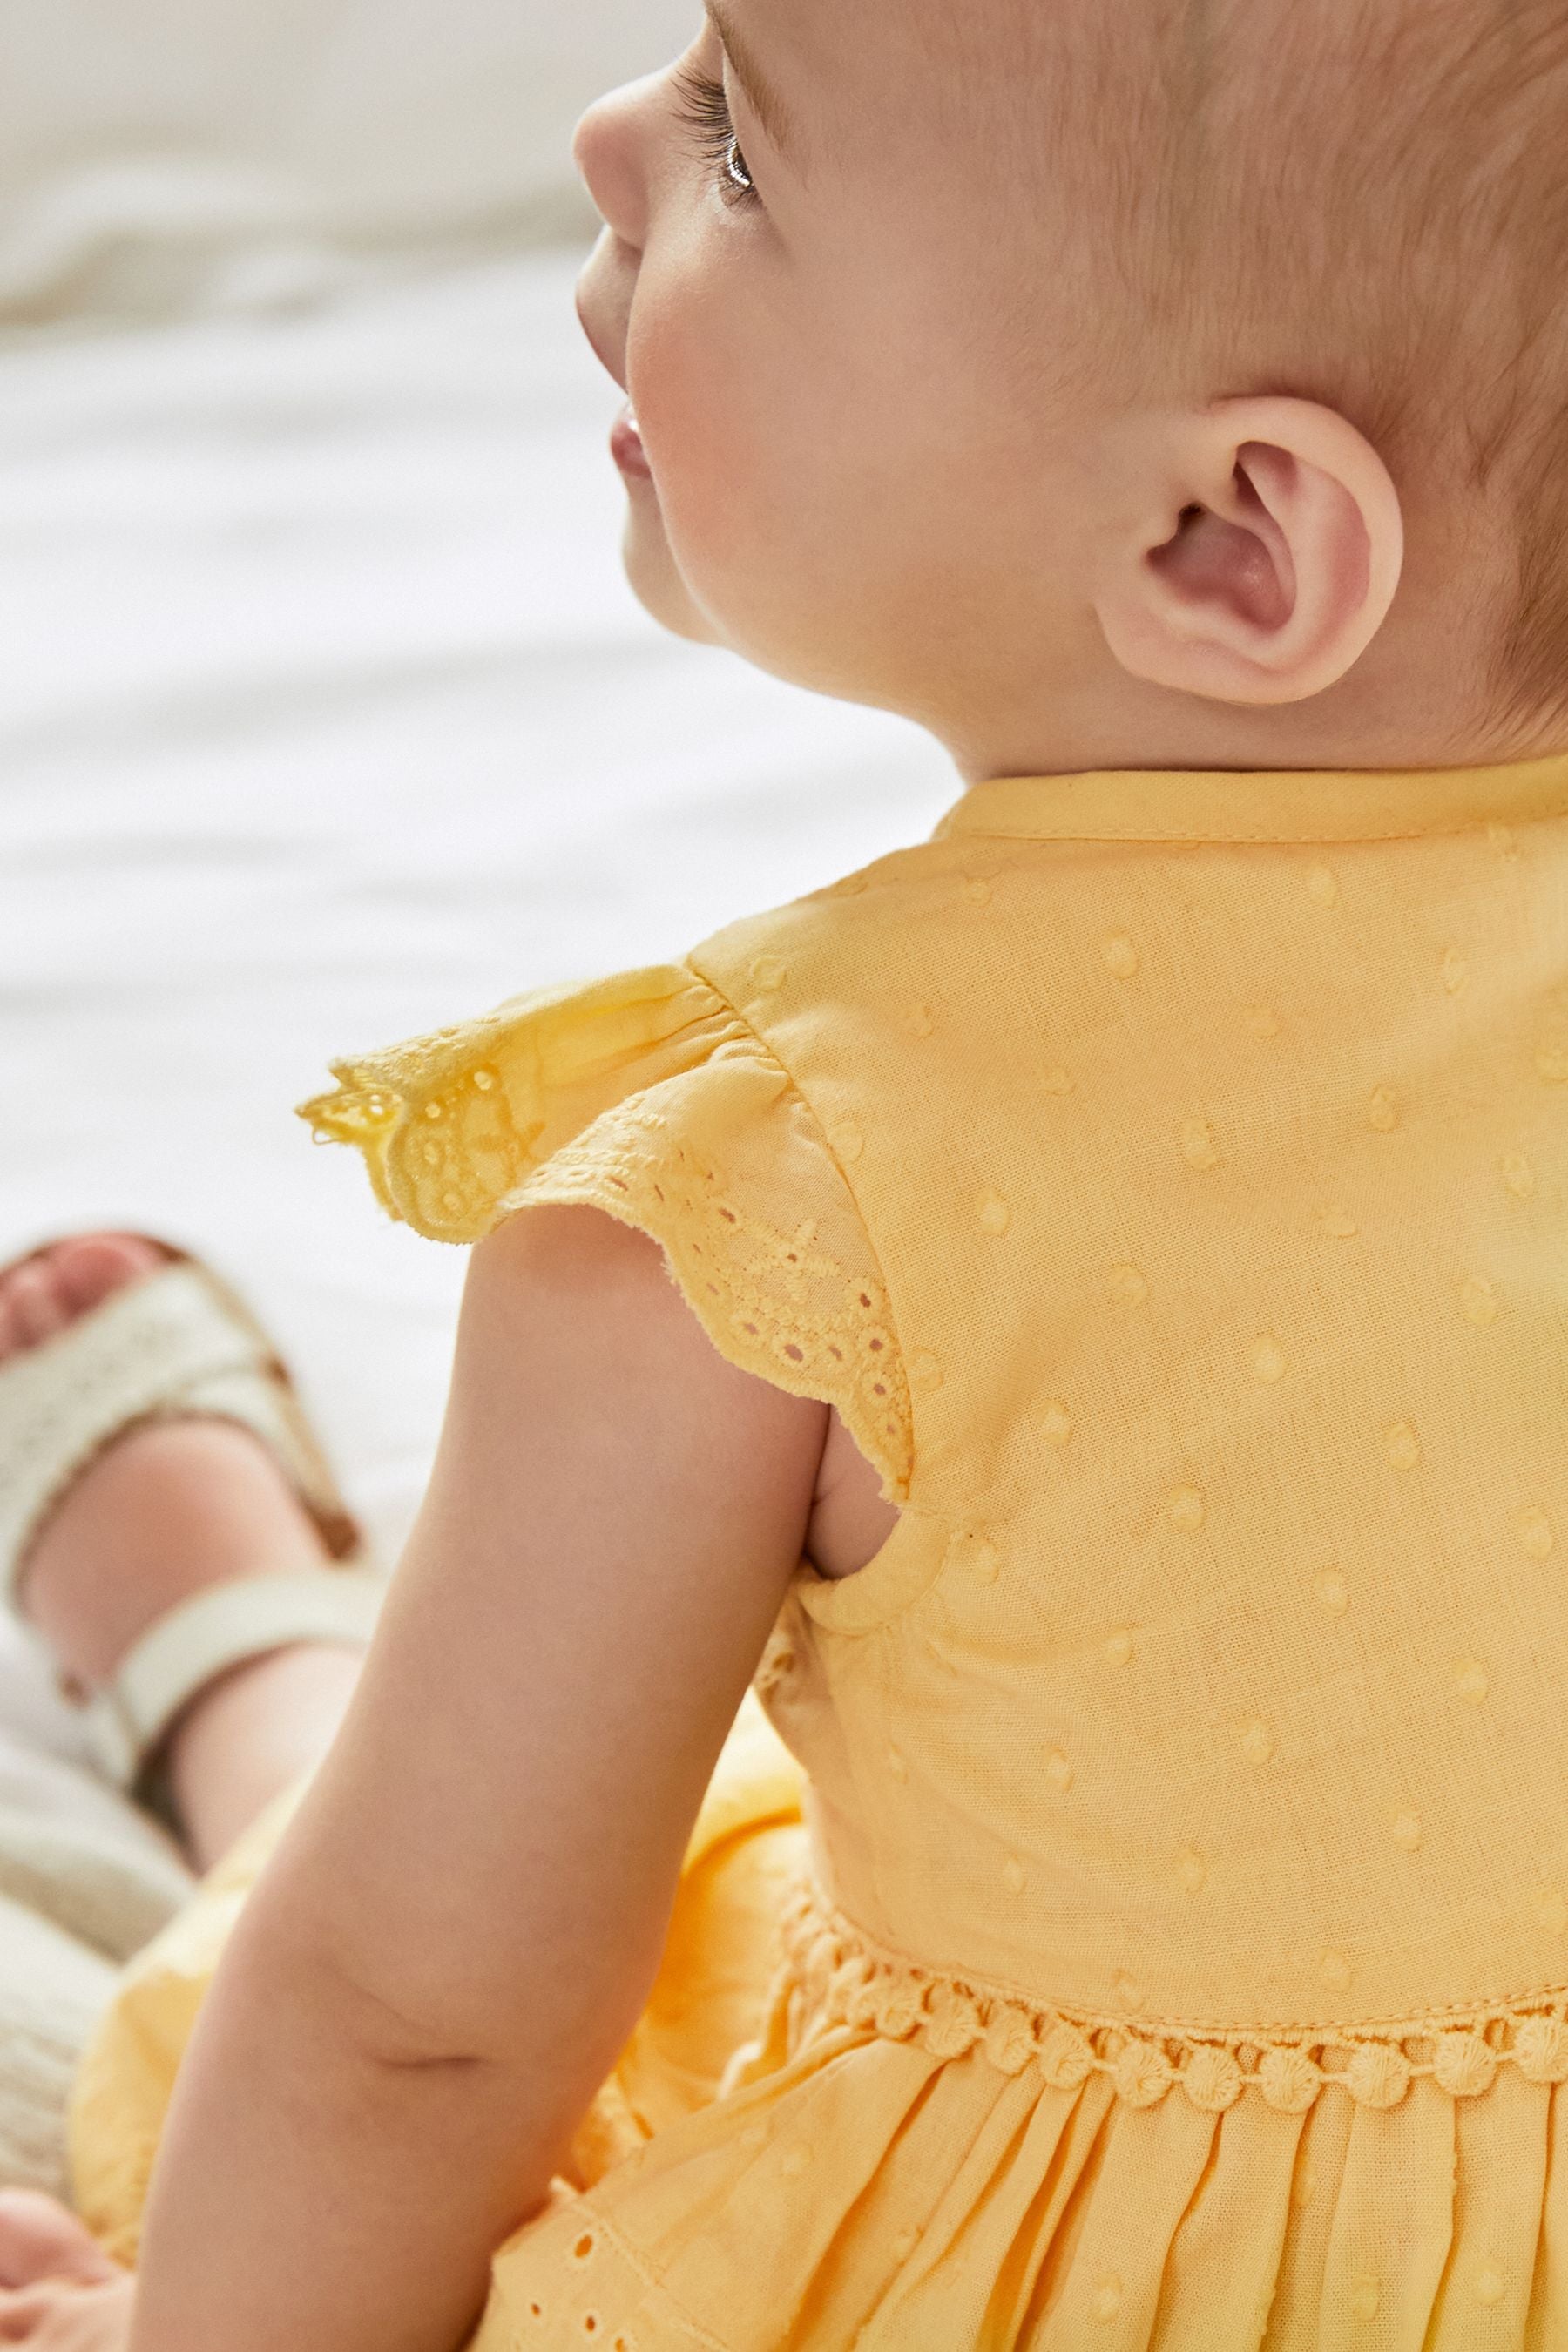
[{"xmin": 673, "ymin": 64, "xmax": 760, "ymax": 208}]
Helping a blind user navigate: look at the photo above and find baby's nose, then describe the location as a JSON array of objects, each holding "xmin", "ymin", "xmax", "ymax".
[{"xmin": 572, "ymin": 79, "xmax": 652, "ymax": 252}]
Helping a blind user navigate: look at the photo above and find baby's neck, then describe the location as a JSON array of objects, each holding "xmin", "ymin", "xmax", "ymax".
[{"xmin": 942, "ymin": 670, "xmax": 1558, "ymax": 787}]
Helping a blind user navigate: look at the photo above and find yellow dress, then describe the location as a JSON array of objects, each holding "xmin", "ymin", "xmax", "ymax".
[{"xmin": 71, "ymin": 753, "xmax": 1568, "ymax": 2348}]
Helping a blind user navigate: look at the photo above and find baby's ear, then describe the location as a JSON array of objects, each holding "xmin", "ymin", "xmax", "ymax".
[{"xmin": 1093, "ymin": 397, "xmax": 1405, "ymax": 706}]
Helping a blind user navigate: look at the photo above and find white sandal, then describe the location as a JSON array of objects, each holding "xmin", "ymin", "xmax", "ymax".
[{"xmin": 0, "ymin": 1235, "xmax": 384, "ymax": 1794}]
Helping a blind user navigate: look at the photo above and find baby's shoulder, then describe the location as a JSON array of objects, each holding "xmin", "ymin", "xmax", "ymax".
[{"xmin": 690, "ymin": 834, "xmax": 1000, "ymax": 1021}]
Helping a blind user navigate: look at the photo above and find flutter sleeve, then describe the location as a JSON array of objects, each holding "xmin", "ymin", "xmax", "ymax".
[{"xmin": 299, "ymin": 965, "xmax": 912, "ymax": 1503}]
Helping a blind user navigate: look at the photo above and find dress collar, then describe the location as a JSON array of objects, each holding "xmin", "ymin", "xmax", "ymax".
[{"xmin": 937, "ymin": 751, "xmax": 1568, "ymax": 847}]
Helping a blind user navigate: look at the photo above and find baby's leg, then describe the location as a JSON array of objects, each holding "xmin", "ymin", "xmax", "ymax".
[
  {"xmin": 0, "ymin": 1238, "xmax": 367, "ymax": 2337},
  {"xmin": 6, "ymin": 1237, "xmax": 364, "ymax": 1874}
]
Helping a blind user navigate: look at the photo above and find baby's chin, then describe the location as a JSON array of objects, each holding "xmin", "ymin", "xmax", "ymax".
[{"xmin": 622, "ymin": 497, "xmax": 725, "ymax": 648}]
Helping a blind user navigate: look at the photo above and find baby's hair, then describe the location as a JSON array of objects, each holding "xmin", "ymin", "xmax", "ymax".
[{"xmin": 1034, "ymin": 0, "xmax": 1568, "ymax": 738}]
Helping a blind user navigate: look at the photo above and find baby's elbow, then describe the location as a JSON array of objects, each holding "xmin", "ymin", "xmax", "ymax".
[
  {"xmin": 224, "ymin": 1876, "xmax": 492, "ymax": 2074},
  {"xmin": 255, "ymin": 1891, "xmax": 654, "ymax": 2114},
  {"xmin": 318, "ymin": 1957, "xmax": 500, "ymax": 2075}
]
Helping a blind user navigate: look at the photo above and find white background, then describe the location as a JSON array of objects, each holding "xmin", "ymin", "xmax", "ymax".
[{"xmin": 0, "ymin": 0, "xmax": 703, "ymax": 322}]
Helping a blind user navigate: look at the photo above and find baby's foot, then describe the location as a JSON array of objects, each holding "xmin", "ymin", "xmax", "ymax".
[
  {"xmin": 3, "ymin": 1237, "xmax": 335, "ymax": 1695},
  {"xmin": 0, "ymin": 2191, "xmax": 120, "ymax": 2291},
  {"xmin": 0, "ymin": 2192, "xmax": 132, "ymax": 2349}
]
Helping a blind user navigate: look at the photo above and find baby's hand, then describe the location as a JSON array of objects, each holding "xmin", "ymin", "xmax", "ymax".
[{"xmin": 0, "ymin": 2192, "xmax": 134, "ymax": 2349}]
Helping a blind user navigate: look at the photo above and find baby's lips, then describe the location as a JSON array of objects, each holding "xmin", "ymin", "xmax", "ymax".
[{"xmin": 611, "ymin": 405, "xmax": 653, "ymax": 481}]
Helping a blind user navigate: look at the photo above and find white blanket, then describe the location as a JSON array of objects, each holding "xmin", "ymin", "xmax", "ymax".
[{"xmin": 0, "ymin": 249, "xmax": 955, "ymax": 2192}]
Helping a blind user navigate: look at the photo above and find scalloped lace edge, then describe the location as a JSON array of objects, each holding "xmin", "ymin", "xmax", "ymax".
[
  {"xmin": 778, "ymin": 1873, "xmax": 1568, "ymax": 2115},
  {"xmin": 300, "ymin": 1058, "xmax": 915, "ymax": 1503},
  {"xmin": 514, "ymin": 1106, "xmax": 914, "ymax": 1501}
]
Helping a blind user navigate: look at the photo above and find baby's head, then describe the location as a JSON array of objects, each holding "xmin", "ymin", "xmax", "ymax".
[{"xmin": 575, "ymin": 0, "xmax": 1568, "ymax": 780}]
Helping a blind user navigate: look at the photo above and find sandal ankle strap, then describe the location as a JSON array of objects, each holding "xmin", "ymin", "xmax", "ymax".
[{"xmin": 82, "ymin": 1566, "xmax": 387, "ymax": 1791}]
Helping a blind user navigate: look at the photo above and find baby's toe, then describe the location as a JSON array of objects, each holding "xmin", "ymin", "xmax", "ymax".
[
  {"xmin": 1, "ymin": 1267, "xmax": 69, "ymax": 1354},
  {"xmin": 0, "ymin": 2284, "xmax": 51, "ymax": 2342},
  {"xmin": 0, "ymin": 2272, "xmax": 134, "ymax": 2348},
  {"xmin": 48, "ymin": 1237, "xmax": 164, "ymax": 1319},
  {"xmin": 0, "ymin": 2193, "xmax": 117, "ymax": 2290},
  {"xmin": 0, "ymin": 1236, "xmax": 164, "ymax": 1369}
]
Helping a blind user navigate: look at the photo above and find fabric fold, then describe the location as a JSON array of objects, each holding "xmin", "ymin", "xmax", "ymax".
[{"xmin": 474, "ymin": 1973, "xmax": 1568, "ymax": 2349}]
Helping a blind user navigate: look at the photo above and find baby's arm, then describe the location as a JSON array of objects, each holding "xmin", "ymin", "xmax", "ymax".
[{"xmin": 127, "ymin": 1204, "xmax": 830, "ymax": 2352}]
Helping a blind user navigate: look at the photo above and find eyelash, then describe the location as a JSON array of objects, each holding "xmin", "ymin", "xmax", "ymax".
[{"xmin": 672, "ymin": 64, "xmax": 758, "ymax": 206}]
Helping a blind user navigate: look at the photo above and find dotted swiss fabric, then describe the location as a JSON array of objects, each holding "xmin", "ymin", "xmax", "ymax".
[{"xmin": 71, "ymin": 751, "xmax": 1568, "ymax": 2346}]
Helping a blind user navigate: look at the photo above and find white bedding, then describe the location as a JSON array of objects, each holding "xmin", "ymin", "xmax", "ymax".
[
  {"xmin": 0, "ymin": 0, "xmax": 700, "ymax": 324},
  {"xmin": 0, "ymin": 249, "xmax": 956, "ymax": 1756}
]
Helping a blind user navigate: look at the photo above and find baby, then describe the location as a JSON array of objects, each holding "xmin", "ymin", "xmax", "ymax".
[
  {"xmin": 585, "ymin": 0, "xmax": 1562, "ymax": 770},
  {"xmin": 3, "ymin": 0, "xmax": 1568, "ymax": 2346}
]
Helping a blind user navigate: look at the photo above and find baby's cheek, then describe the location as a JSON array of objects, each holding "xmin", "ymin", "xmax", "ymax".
[
  {"xmin": 631, "ymin": 253, "xmax": 820, "ymax": 554},
  {"xmin": 635, "ymin": 341, "xmax": 771, "ymax": 570},
  {"xmin": 625, "ymin": 262, "xmax": 938, "ymax": 698}
]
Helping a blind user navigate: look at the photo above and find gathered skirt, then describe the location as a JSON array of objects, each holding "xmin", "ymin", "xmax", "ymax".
[{"xmin": 69, "ymin": 1688, "xmax": 1568, "ymax": 2349}]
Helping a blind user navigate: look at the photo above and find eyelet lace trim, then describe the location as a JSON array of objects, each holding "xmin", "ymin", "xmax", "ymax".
[
  {"xmin": 781, "ymin": 1874, "xmax": 1568, "ymax": 2115},
  {"xmin": 513, "ymin": 1102, "xmax": 912, "ymax": 1499},
  {"xmin": 301, "ymin": 1041, "xmax": 914, "ymax": 1499},
  {"xmin": 300, "ymin": 1026, "xmax": 539, "ymax": 1239}
]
